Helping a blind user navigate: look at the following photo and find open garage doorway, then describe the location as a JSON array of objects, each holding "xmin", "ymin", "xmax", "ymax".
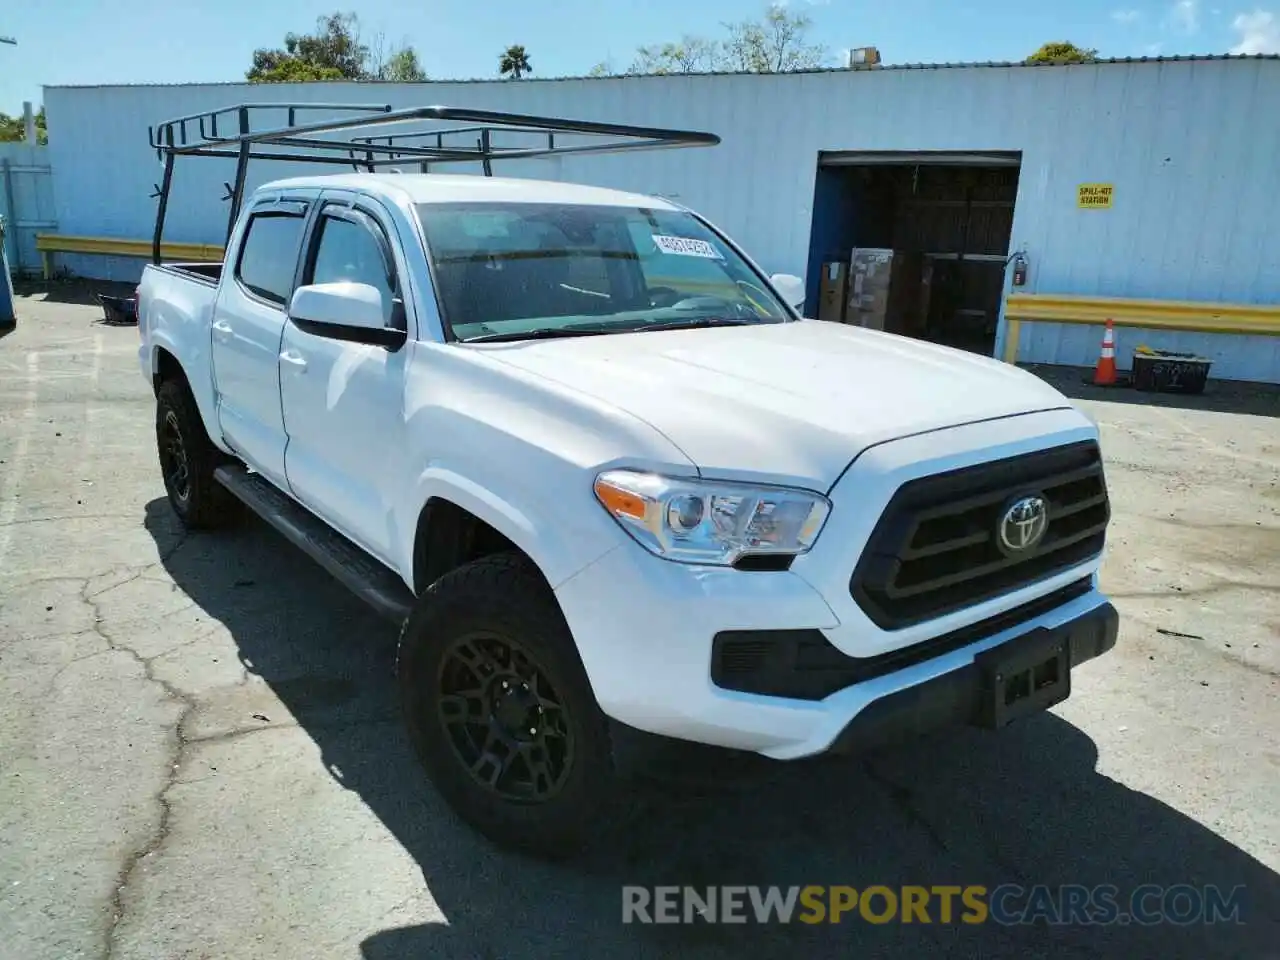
[{"xmin": 804, "ymin": 151, "xmax": 1021, "ymax": 356}]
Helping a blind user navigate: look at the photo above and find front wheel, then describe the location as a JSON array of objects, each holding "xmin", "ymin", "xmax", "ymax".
[{"xmin": 397, "ymin": 552, "xmax": 615, "ymax": 858}]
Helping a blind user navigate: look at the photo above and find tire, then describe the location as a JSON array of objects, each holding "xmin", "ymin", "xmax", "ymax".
[
  {"xmin": 397, "ymin": 552, "xmax": 615, "ymax": 859},
  {"xmin": 155, "ymin": 378, "xmax": 240, "ymax": 530}
]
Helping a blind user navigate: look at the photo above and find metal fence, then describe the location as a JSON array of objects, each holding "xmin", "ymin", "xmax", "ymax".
[{"xmin": 0, "ymin": 142, "xmax": 55, "ymax": 276}]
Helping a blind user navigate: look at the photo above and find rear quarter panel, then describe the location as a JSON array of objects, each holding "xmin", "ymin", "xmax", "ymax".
[{"xmin": 138, "ymin": 264, "xmax": 227, "ymax": 452}]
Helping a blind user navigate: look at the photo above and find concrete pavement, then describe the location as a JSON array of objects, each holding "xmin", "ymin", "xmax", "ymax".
[{"xmin": 1, "ymin": 287, "xmax": 1276, "ymax": 959}]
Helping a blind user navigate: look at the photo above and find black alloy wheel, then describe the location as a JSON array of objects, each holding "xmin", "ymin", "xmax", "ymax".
[
  {"xmin": 437, "ymin": 632, "xmax": 574, "ymax": 802},
  {"xmin": 158, "ymin": 407, "xmax": 191, "ymax": 505},
  {"xmin": 396, "ymin": 552, "xmax": 616, "ymax": 858}
]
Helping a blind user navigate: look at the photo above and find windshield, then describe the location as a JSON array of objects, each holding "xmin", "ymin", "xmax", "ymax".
[{"xmin": 415, "ymin": 202, "xmax": 793, "ymax": 342}]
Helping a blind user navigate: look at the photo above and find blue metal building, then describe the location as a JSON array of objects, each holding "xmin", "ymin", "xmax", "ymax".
[{"xmin": 41, "ymin": 54, "xmax": 1280, "ymax": 381}]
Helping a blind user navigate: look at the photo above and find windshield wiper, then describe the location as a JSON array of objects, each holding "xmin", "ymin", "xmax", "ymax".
[
  {"xmin": 463, "ymin": 316, "xmax": 763, "ymax": 343},
  {"xmin": 635, "ymin": 316, "xmax": 759, "ymax": 332},
  {"xmin": 462, "ymin": 325, "xmax": 619, "ymax": 343}
]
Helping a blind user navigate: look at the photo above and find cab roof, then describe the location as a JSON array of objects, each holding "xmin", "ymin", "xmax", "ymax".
[{"xmin": 256, "ymin": 172, "xmax": 682, "ymax": 210}]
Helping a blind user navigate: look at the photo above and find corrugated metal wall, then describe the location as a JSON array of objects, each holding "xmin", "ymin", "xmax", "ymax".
[
  {"xmin": 0, "ymin": 143, "xmax": 55, "ymax": 276},
  {"xmin": 43, "ymin": 58, "xmax": 1280, "ymax": 380}
]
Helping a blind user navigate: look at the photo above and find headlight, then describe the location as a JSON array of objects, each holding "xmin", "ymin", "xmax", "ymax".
[{"xmin": 593, "ymin": 470, "xmax": 830, "ymax": 565}]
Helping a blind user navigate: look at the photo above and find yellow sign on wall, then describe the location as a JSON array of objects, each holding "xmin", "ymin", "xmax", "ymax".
[{"xmin": 1077, "ymin": 183, "xmax": 1114, "ymax": 209}]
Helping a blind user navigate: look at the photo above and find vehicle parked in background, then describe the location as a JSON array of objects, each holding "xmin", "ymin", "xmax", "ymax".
[{"xmin": 136, "ymin": 104, "xmax": 1117, "ymax": 857}]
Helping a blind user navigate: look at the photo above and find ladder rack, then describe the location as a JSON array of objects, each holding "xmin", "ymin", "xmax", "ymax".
[{"xmin": 147, "ymin": 102, "xmax": 721, "ymax": 262}]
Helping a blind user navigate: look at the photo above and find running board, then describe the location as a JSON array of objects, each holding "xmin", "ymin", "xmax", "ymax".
[{"xmin": 214, "ymin": 465, "xmax": 414, "ymax": 624}]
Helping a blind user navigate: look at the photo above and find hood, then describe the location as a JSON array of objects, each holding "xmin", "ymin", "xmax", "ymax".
[{"xmin": 479, "ymin": 321, "xmax": 1074, "ymax": 490}]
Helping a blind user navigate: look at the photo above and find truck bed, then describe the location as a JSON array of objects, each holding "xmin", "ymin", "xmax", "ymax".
[{"xmin": 157, "ymin": 261, "xmax": 223, "ymax": 285}]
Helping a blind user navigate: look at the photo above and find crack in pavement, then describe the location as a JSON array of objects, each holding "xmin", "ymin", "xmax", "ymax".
[
  {"xmin": 183, "ymin": 715, "xmax": 398, "ymax": 749},
  {"xmin": 863, "ymin": 758, "xmax": 1037, "ymax": 887},
  {"xmin": 1110, "ymin": 579, "xmax": 1280, "ymax": 601},
  {"xmin": 140, "ymin": 625, "xmax": 227, "ymax": 663},
  {"xmin": 8, "ymin": 598, "xmax": 200, "ymax": 648},
  {"xmin": 862, "ymin": 759, "xmax": 951, "ymax": 856},
  {"xmin": 1116, "ymin": 612, "xmax": 1280, "ymax": 680},
  {"xmin": 4, "ymin": 625, "xmax": 101, "ymax": 646},
  {"xmin": 85, "ymin": 532, "xmax": 194, "ymax": 960},
  {"xmin": 176, "ymin": 718, "xmax": 399, "ymax": 790},
  {"xmin": 43, "ymin": 623, "xmax": 227, "ymax": 694},
  {"xmin": 81, "ymin": 529, "xmax": 391, "ymax": 958},
  {"xmin": 0, "ymin": 513, "xmax": 142, "ymax": 529},
  {"xmin": 43, "ymin": 641, "xmax": 116, "ymax": 691}
]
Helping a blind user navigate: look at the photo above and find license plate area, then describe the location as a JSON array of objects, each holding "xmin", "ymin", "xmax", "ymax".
[{"xmin": 974, "ymin": 627, "xmax": 1071, "ymax": 728}]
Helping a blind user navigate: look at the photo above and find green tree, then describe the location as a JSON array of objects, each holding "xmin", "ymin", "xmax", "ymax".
[
  {"xmin": 1026, "ymin": 41, "xmax": 1098, "ymax": 64},
  {"xmin": 630, "ymin": 36, "xmax": 720, "ymax": 74},
  {"xmin": 0, "ymin": 106, "xmax": 47, "ymax": 144},
  {"xmin": 247, "ymin": 12, "xmax": 426, "ymax": 82},
  {"xmin": 499, "ymin": 44, "xmax": 532, "ymax": 79},
  {"xmin": 722, "ymin": 3, "xmax": 827, "ymax": 72},
  {"xmin": 727, "ymin": 3, "xmax": 824, "ymax": 72},
  {"xmin": 628, "ymin": 4, "xmax": 827, "ymax": 76},
  {"xmin": 378, "ymin": 46, "xmax": 427, "ymax": 81},
  {"xmin": 248, "ymin": 59, "xmax": 345, "ymax": 83}
]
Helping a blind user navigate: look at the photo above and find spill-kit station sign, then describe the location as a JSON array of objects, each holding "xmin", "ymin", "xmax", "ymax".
[{"xmin": 1077, "ymin": 183, "xmax": 1115, "ymax": 209}]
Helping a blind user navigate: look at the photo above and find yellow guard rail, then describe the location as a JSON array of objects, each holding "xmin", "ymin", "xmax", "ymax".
[
  {"xmin": 1002, "ymin": 293, "xmax": 1280, "ymax": 364},
  {"xmin": 35, "ymin": 234, "xmax": 224, "ymax": 280}
]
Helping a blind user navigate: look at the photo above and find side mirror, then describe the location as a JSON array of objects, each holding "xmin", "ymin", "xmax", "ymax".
[
  {"xmin": 289, "ymin": 281, "xmax": 406, "ymax": 349},
  {"xmin": 769, "ymin": 273, "xmax": 806, "ymax": 312}
]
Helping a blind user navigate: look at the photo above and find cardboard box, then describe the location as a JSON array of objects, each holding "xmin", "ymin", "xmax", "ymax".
[
  {"xmin": 847, "ymin": 248, "xmax": 924, "ymax": 335},
  {"xmin": 817, "ymin": 260, "xmax": 848, "ymax": 323},
  {"xmin": 847, "ymin": 248, "xmax": 895, "ymax": 331}
]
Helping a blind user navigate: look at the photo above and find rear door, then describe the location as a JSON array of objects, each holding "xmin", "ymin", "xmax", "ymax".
[
  {"xmin": 278, "ymin": 192, "xmax": 413, "ymax": 562},
  {"xmin": 210, "ymin": 196, "xmax": 312, "ymax": 486}
]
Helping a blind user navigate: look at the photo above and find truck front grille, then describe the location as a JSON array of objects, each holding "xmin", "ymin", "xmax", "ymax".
[{"xmin": 850, "ymin": 440, "xmax": 1109, "ymax": 629}]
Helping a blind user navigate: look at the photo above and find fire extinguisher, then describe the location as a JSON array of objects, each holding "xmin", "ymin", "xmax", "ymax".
[{"xmin": 1011, "ymin": 252, "xmax": 1029, "ymax": 287}]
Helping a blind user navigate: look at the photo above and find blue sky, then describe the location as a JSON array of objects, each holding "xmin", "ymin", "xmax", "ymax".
[{"xmin": 2, "ymin": 0, "xmax": 1278, "ymax": 113}]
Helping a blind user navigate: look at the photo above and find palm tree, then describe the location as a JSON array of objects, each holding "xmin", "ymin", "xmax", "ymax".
[{"xmin": 499, "ymin": 45, "xmax": 532, "ymax": 79}]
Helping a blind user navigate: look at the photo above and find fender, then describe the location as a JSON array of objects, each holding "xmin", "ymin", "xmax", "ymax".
[
  {"xmin": 148, "ymin": 335, "xmax": 231, "ymax": 455},
  {"xmin": 396, "ymin": 464, "xmax": 619, "ymax": 592}
]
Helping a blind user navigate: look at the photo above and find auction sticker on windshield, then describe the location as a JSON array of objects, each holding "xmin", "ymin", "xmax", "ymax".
[{"xmin": 652, "ymin": 235, "xmax": 724, "ymax": 259}]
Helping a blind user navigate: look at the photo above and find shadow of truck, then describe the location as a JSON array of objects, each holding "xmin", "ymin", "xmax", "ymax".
[{"xmin": 143, "ymin": 499, "xmax": 1280, "ymax": 960}]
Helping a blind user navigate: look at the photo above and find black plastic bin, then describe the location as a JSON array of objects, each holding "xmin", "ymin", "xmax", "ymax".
[
  {"xmin": 97, "ymin": 294, "xmax": 138, "ymax": 326},
  {"xmin": 1131, "ymin": 349, "xmax": 1211, "ymax": 395}
]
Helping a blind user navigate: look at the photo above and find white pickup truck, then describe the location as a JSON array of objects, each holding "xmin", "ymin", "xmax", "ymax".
[{"xmin": 137, "ymin": 117, "xmax": 1116, "ymax": 857}]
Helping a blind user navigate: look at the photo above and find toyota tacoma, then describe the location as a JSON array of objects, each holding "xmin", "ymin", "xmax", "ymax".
[{"xmin": 136, "ymin": 104, "xmax": 1117, "ymax": 857}]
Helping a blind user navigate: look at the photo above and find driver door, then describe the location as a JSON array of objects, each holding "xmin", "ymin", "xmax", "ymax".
[{"xmin": 279, "ymin": 195, "xmax": 411, "ymax": 563}]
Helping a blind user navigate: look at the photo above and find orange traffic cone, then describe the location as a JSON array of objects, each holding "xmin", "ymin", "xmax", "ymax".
[{"xmin": 1093, "ymin": 319, "xmax": 1118, "ymax": 386}]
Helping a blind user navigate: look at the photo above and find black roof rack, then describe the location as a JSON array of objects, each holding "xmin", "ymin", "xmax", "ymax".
[{"xmin": 148, "ymin": 102, "xmax": 721, "ymax": 263}]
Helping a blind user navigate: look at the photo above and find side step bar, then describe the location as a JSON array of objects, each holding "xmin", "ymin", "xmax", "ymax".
[{"xmin": 214, "ymin": 465, "xmax": 415, "ymax": 624}]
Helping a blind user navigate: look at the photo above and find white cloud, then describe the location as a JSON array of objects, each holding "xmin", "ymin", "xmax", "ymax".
[
  {"xmin": 1145, "ymin": 40, "xmax": 1165, "ymax": 53},
  {"xmin": 1112, "ymin": 8, "xmax": 1142, "ymax": 22},
  {"xmin": 1230, "ymin": 9, "xmax": 1280, "ymax": 51},
  {"xmin": 1170, "ymin": 0, "xmax": 1200, "ymax": 31}
]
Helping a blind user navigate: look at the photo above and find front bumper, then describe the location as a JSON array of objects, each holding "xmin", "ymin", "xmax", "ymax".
[
  {"xmin": 827, "ymin": 599, "xmax": 1117, "ymax": 755},
  {"xmin": 554, "ymin": 538, "xmax": 1115, "ymax": 761}
]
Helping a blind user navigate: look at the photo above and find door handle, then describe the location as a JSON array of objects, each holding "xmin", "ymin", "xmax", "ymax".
[
  {"xmin": 280, "ymin": 350, "xmax": 308, "ymax": 373},
  {"xmin": 211, "ymin": 319, "xmax": 233, "ymax": 340}
]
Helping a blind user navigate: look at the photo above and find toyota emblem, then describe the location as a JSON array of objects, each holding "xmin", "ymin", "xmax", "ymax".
[{"xmin": 998, "ymin": 495, "xmax": 1049, "ymax": 555}]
